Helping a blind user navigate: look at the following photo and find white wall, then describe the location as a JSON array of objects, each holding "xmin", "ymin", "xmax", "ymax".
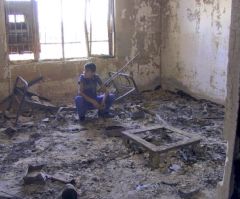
[{"xmin": 161, "ymin": 0, "xmax": 232, "ymax": 104}]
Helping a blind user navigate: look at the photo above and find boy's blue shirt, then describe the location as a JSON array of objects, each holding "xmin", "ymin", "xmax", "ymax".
[{"xmin": 78, "ymin": 74, "xmax": 103, "ymax": 98}]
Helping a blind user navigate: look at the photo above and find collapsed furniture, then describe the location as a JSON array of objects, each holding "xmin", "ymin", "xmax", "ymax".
[
  {"xmin": 0, "ymin": 76, "xmax": 59, "ymax": 124},
  {"xmin": 120, "ymin": 125, "xmax": 201, "ymax": 168}
]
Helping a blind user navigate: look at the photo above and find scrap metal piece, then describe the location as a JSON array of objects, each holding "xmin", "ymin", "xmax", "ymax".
[
  {"xmin": 55, "ymin": 106, "xmax": 76, "ymax": 121},
  {"xmin": 11, "ymin": 76, "xmax": 29, "ymax": 124}
]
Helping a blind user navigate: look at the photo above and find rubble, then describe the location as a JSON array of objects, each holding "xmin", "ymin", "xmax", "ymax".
[
  {"xmin": 18, "ymin": 116, "xmax": 33, "ymax": 123},
  {"xmin": 161, "ymin": 180, "xmax": 179, "ymax": 186},
  {"xmin": 0, "ymin": 191, "xmax": 23, "ymax": 199},
  {"xmin": 59, "ymin": 124, "xmax": 88, "ymax": 132},
  {"xmin": 3, "ymin": 110, "xmax": 16, "ymax": 119},
  {"xmin": 20, "ymin": 122, "xmax": 35, "ymax": 128},
  {"xmin": 105, "ymin": 125, "xmax": 125, "ymax": 137},
  {"xmin": 23, "ymin": 172, "xmax": 47, "ymax": 185},
  {"xmin": 131, "ymin": 110, "xmax": 145, "ymax": 120},
  {"xmin": 42, "ymin": 118, "xmax": 50, "ymax": 123},
  {"xmin": 169, "ymin": 164, "xmax": 181, "ymax": 172},
  {"xmin": 0, "ymin": 89, "xmax": 226, "ymax": 199},
  {"xmin": 23, "ymin": 164, "xmax": 76, "ymax": 186},
  {"xmin": 1, "ymin": 126, "xmax": 17, "ymax": 136},
  {"xmin": 23, "ymin": 164, "xmax": 46, "ymax": 185}
]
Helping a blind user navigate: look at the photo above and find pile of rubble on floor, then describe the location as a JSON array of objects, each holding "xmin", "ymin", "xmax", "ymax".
[{"xmin": 0, "ymin": 89, "xmax": 226, "ymax": 199}]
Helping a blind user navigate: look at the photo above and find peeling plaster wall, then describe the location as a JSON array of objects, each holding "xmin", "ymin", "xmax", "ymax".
[
  {"xmin": 8, "ymin": 59, "xmax": 120, "ymax": 104},
  {"xmin": 1, "ymin": 0, "xmax": 231, "ymax": 105},
  {"xmin": 161, "ymin": 0, "xmax": 232, "ymax": 104},
  {"xmin": 0, "ymin": 0, "xmax": 161, "ymax": 103},
  {"xmin": 116, "ymin": 0, "xmax": 161, "ymax": 91}
]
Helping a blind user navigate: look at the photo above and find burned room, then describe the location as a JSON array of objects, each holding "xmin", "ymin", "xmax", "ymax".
[{"xmin": 0, "ymin": 0, "xmax": 240, "ymax": 198}]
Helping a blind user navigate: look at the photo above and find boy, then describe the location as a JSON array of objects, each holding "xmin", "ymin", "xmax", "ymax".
[{"xmin": 75, "ymin": 63, "xmax": 115, "ymax": 122}]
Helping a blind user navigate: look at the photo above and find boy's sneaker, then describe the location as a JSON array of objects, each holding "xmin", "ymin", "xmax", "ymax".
[{"xmin": 79, "ymin": 116, "xmax": 85, "ymax": 122}]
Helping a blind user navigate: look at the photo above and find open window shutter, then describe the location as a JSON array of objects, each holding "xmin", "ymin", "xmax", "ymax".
[
  {"xmin": 84, "ymin": 0, "xmax": 115, "ymax": 56},
  {"xmin": 108, "ymin": 0, "xmax": 115, "ymax": 57},
  {"xmin": 84, "ymin": 0, "xmax": 91, "ymax": 57},
  {"xmin": 4, "ymin": 0, "xmax": 40, "ymax": 60}
]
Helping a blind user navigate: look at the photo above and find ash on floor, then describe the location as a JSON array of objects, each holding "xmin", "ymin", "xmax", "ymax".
[{"xmin": 0, "ymin": 89, "xmax": 226, "ymax": 199}]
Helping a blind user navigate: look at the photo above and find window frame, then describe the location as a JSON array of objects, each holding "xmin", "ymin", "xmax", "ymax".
[
  {"xmin": 5, "ymin": 0, "xmax": 40, "ymax": 61},
  {"xmin": 5, "ymin": 0, "xmax": 116, "ymax": 64}
]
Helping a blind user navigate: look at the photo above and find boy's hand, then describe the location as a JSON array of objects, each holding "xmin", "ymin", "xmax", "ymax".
[
  {"xmin": 92, "ymin": 100, "xmax": 102, "ymax": 110},
  {"xmin": 100, "ymin": 100, "xmax": 106, "ymax": 109}
]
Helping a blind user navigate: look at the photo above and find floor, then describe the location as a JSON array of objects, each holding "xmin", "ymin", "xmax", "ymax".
[{"xmin": 0, "ymin": 89, "xmax": 226, "ymax": 199}]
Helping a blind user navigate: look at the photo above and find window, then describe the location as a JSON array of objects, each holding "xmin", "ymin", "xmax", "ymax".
[
  {"xmin": 5, "ymin": 0, "xmax": 39, "ymax": 61},
  {"xmin": 85, "ymin": 0, "xmax": 115, "ymax": 57},
  {"xmin": 5, "ymin": 0, "xmax": 115, "ymax": 61},
  {"xmin": 8, "ymin": 14, "xmax": 25, "ymax": 23}
]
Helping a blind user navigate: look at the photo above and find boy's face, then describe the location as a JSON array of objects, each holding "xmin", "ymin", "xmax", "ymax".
[{"xmin": 84, "ymin": 69, "xmax": 95, "ymax": 79}]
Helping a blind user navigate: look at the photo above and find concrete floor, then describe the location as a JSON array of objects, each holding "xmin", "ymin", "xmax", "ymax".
[{"xmin": 0, "ymin": 90, "xmax": 226, "ymax": 199}]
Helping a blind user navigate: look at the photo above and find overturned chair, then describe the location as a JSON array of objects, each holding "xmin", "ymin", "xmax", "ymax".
[
  {"xmin": 0, "ymin": 76, "xmax": 59, "ymax": 124},
  {"xmin": 107, "ymin": 71, "xmax": 140, "ymax": 102},
  {"xmin": 101, "ymin": 53, "xmax": 141, "ymax": 102}
]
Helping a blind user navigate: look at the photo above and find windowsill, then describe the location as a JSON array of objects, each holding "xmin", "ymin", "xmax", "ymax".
[
  {"xmin": 8, "ymin": 55, "xmax": 116, "ymax": 66},
  {"xmin": 89, "ymin": 55, "xmax": 115, "ymax": 59}
]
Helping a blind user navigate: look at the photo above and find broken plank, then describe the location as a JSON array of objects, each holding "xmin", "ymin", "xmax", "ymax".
[
  {"xmin": 164, "ymin": 125, "xmax": 196, "ymax": 138},
  {"xmin": 121, "ymin": 131, "xmax": 159, "ymax": 152},
  {"xmin": 123, "ymin": 125, "xmax": 164, "ymax": 135},
  {"xmin": 156, "ymin": 138, "xmax": 201, "ymax": 154}
]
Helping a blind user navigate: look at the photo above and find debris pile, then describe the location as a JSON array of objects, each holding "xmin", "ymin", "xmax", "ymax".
[{"xmin": 0, "ymin": 89, "xmax": 226, "ymax": 199}]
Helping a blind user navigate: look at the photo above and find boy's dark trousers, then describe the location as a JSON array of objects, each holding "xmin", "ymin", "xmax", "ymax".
[{"xmin": 75, "ymin": 94, "xmax": 115, "ymax": 118}]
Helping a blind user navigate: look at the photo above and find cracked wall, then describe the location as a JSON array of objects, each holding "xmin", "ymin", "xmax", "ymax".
[
  {"xmin": 115, "ymin": 0, "xmax": 161, "ymax": 92},
  {"xmin": 160, "ymin": 0, "xmax": 232, "ymax": 104},
  {"xmin": 0, "ymin": 0, "xmax": 233, "ymax": 105},
  {"xmin": 0, "ymin": 0, "xmax": 161, "ymax": 103}
]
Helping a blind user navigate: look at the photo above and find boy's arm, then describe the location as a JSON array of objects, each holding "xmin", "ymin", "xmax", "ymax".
[
  {"xmin": 78, "ymin": 83, "xmax": 101, "ymax": 109},
  {"xmin": 97, "ymin": 76, "xmax": 109, "ymax": 106},
  {"xmin": 100, "ymin": 85, "xmax": 109, "ymax": 106}
]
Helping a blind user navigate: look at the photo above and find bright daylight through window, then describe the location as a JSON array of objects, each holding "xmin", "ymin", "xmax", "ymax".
[{"xmin": 5, "ymin": 0, "xmax": 115, "ymax": 61}]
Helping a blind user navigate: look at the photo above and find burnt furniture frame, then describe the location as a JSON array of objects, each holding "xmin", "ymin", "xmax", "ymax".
[
  {"xmin": 108, "ymin": 72, "xmax": 140, "ymax": 101},
  {"xmin": 0, "ymin": 76, "xmax": 58, "ymax": 125},
  {"xmin": 120, "ymin": 125, "xmax": 201, "ymax": 168}
]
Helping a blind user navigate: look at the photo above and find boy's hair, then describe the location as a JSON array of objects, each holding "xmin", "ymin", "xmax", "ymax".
[{"xmin": 84, "ymin": 63, "xmax": 96, "ymax": 72}]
